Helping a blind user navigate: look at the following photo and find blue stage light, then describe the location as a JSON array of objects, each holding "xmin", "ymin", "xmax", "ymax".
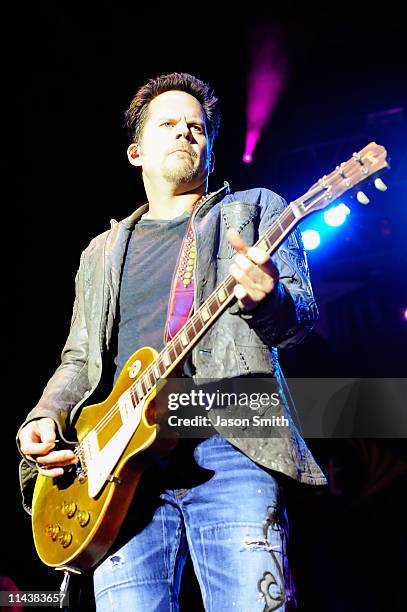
[
  {"xmin": 301, "ymin": 229, "xmax": 321, "ymax": 250},
  {"xmin": 323, "ymin": 203, "xmax": 351, "ymax": 227}
]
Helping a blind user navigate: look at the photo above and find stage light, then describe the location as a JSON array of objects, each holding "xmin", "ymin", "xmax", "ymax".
[
  {"xmin": 404, "ymin": 308, "xmax": 407, "ymax": 321},
  {"xmin": 244, "ymin": 30, "xmax": 287, "ymax": 163},
  {"xmin": 302, "ymin": 229, "xmax": 320, "ymax": 250},
  {"xmin": 323, "ymin": 203, "xmax": 351, "ymax": 227}
]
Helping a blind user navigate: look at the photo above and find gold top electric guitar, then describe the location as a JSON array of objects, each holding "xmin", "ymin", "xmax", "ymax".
[{"xmin": 31, "ymin": 142, "xmax": 389, "ymax": 571}]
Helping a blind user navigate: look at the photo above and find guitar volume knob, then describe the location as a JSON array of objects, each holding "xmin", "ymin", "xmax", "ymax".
[
  {"xmin": 62, "ymin": 501, "xmax": 77, "ymax": 518},
  {"xmin": 57, "ymin": 531, "xmax": 72, "ymax": 548},
  {"xmin": 76, "ymin": 510, "xmax": 90, "ymax": 527},
  {"xmin": 46, "ymin": 524, "xmax": 60, "ymax": 541}
]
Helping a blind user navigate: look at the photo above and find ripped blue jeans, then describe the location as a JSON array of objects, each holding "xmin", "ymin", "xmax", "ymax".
[{"xmin": 93, "ymin": 435, "xmax": 295, "ymax": 611}]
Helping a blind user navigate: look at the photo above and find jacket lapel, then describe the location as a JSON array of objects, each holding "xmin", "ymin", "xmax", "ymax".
[{"xmin": 102, "ymin": 204, "xmax": 148, "ymax": 350}]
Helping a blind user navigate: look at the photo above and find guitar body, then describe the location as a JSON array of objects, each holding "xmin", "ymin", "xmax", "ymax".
[{"xmin": 32, "ymin": 346, "xmax": 175, "ymax": 570}]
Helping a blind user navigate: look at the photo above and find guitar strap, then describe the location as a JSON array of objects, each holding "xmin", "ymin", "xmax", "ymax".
[{"xmin": 163, "ymin": 193, "xmax": 210, "ymax": 344}]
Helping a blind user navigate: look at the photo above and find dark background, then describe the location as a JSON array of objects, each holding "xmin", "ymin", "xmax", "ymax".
[{"xmin": 6, "ymin": 1, "xmax": 407, "ymax": 610}]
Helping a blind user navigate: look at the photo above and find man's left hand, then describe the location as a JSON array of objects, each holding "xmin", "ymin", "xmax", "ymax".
[{"xmin": 227, "ymin": 228, "xmax": 279, "ymax": 312}]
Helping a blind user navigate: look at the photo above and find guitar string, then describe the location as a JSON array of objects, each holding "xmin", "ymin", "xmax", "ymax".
[
  {"xmin": 84, "ymin": 156, "xmax": 362, "ymax": 439},
  {"xmin": 74, "ymin": 156, "xmax": 377, "ymax": 459},
  {"xmin": 73, "ymin": 162, "xmax": 366, "ymax": 460},
  {"xmin": 73, "ymin": 202, "xmax": 297, "ymax": 453},
  {"xmin": 74, "ymin": 159, "xmax": 371, "ymax": 464},
  {"xmin": 73, "ymin": 196, "xmax": 320, "ymax": 464}
]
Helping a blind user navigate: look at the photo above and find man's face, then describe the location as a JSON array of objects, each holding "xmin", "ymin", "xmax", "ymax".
[{"xmin": 134, "ymin": 90, "xmax": 211, "ymax": 190}]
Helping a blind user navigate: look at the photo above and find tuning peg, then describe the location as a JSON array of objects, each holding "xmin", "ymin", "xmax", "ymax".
[
  {"xmin": 374, "ymin": 178, "xmax": 387, "ymax": 192},
  {"xmin": 356, "ymin": 191, "xmax": 370, "ymax": 204}
]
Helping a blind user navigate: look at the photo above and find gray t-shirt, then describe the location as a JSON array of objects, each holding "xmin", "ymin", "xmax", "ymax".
[{"xmin": 113, "ymin": 211, "xmax": 190, "ymax": 383}]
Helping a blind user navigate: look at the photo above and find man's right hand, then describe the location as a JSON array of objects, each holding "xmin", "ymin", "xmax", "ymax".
[{"xmin": 18, "ymin": 417, "xmax": 77, "ymax": 478}]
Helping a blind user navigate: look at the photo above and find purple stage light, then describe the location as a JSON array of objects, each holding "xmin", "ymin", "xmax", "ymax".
[
  {"xmin": 244, "ymin": 27, "xmax": 287, "ymax": 162},
  {"xmin": 243, "ymin": 153, "xmax": 253, "ymax": 163},
  {"xmin": 404, "ymin": 308, "xmax": 407, "ymax": 321}
]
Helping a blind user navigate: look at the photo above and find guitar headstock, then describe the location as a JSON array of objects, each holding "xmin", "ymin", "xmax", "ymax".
[{"xmin": 292, "ymin": 142, "xmax": 389, "ymax": 218}]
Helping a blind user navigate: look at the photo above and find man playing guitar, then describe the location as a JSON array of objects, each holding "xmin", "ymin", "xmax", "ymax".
[{"xmin": 18, "ymin": 72, "xmax": 327, "ymax": 611}]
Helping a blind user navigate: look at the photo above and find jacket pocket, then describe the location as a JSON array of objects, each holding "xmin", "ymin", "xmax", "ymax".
[{"xmin": 217, "ymin": 202, "xmax": 259, "ymax": 259}]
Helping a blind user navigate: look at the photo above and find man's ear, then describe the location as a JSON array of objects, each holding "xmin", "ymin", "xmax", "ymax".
[{"xmin": 127, "ymin": 144, "xmax": 142, "ymax": 167}]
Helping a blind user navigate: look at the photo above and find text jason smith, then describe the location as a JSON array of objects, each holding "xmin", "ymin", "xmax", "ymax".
[{"xmin": 167, "ymin": 415, "xmax": 289, "ymax": 427}]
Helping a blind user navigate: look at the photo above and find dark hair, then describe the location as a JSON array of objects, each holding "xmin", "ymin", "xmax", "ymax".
[{"xmin": 125, "ymin": 72, "xmax": 221, "ymax": 148}]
